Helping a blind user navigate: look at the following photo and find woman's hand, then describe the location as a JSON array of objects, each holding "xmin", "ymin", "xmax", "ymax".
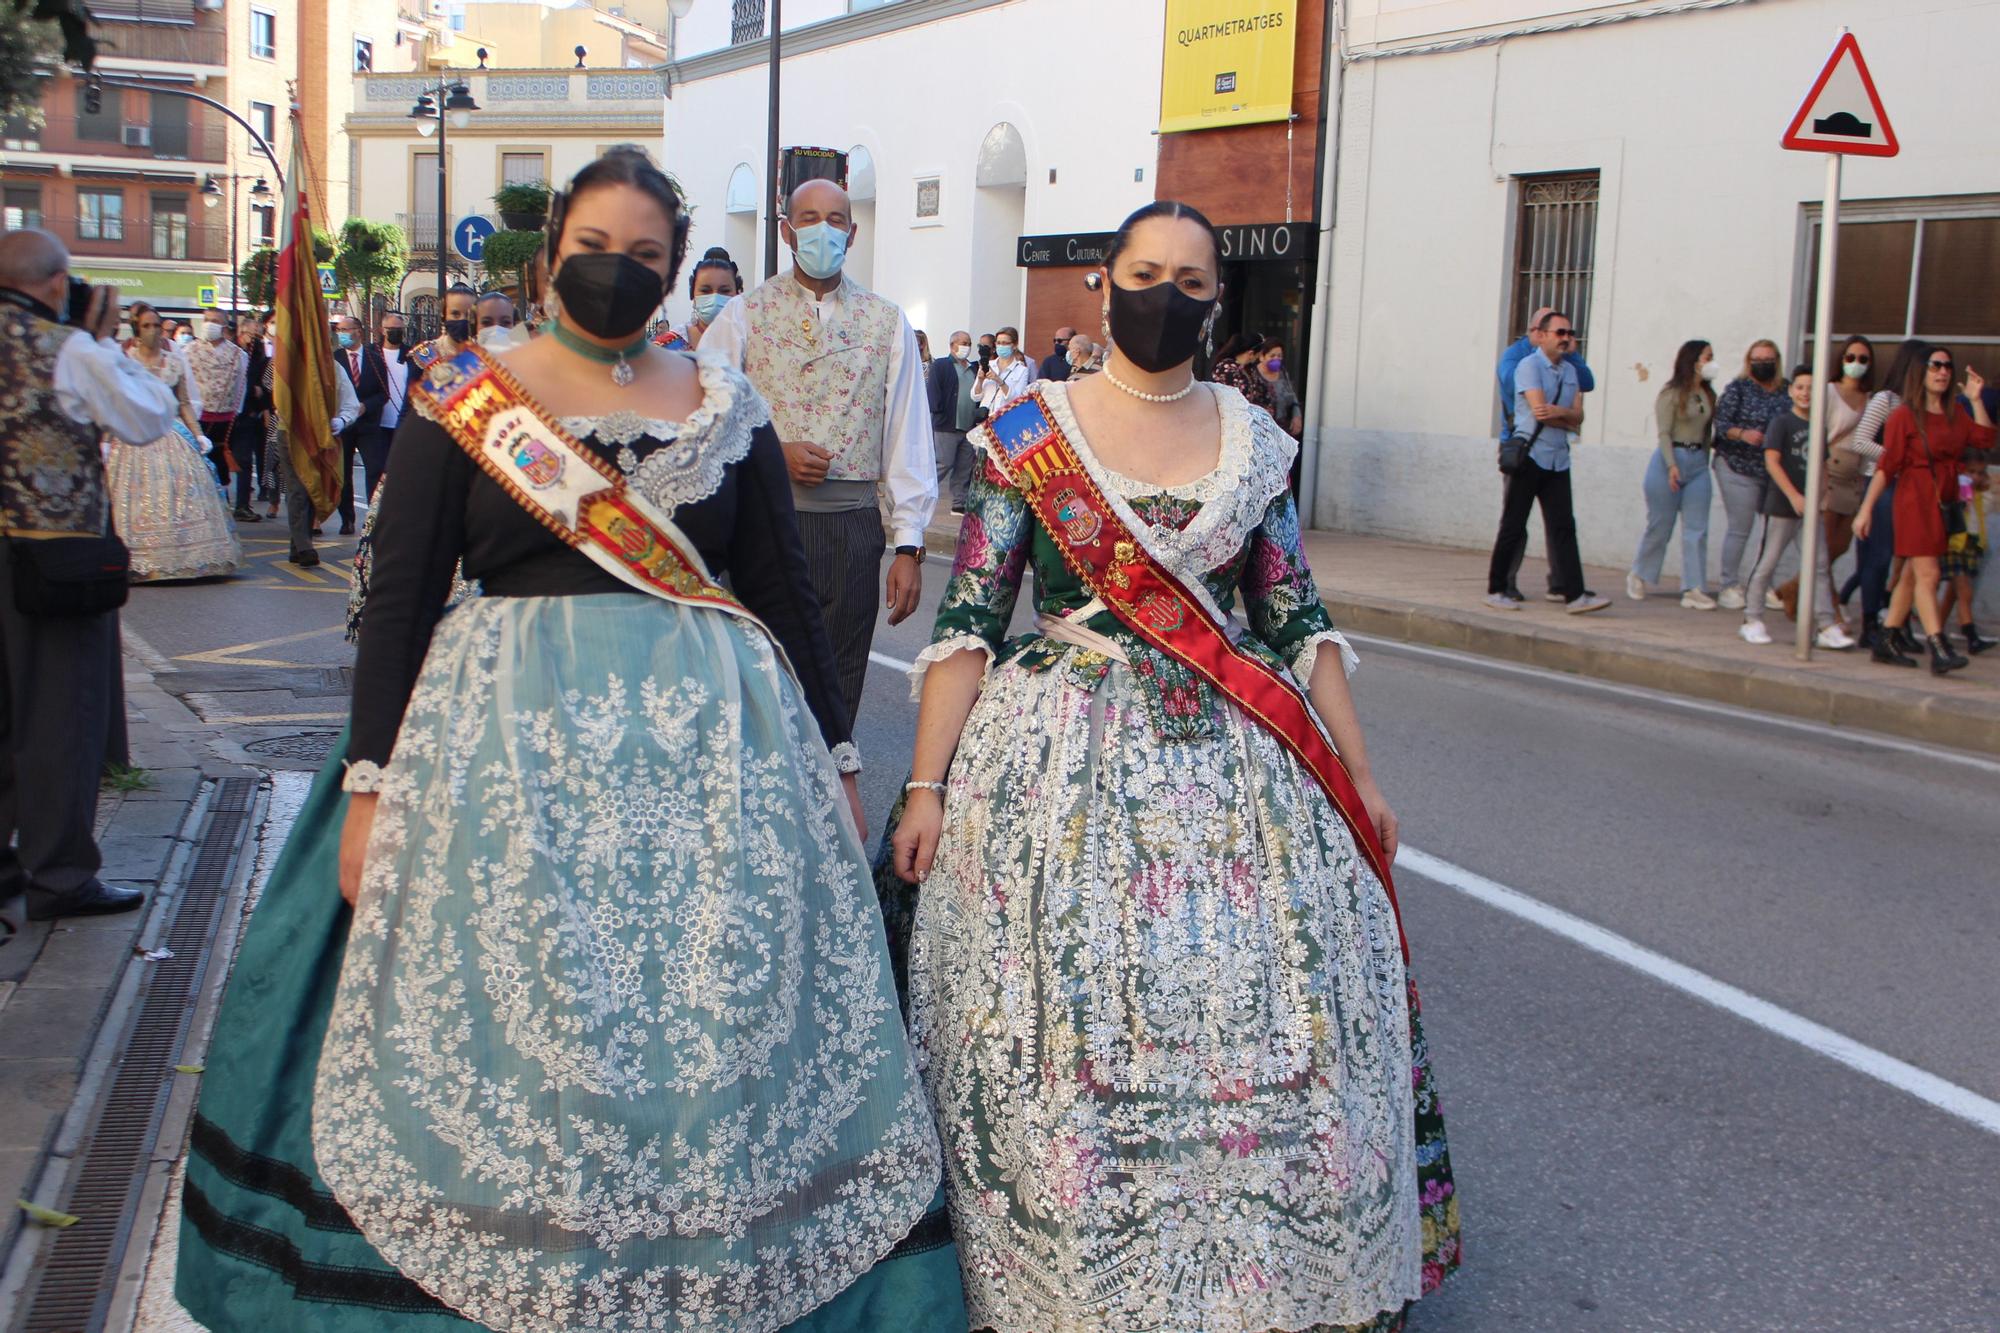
[
  {"xmin": 841, "ymin": 773, "xmax": 866, "ymax": 841},
  {"xmin": 1356, "ymin": 779, "xmax": 1400, "ymax": 865},
  {"xmin": 891, "ymin": 789, "xmax": 944, "ymax": 883},
  {"xmin": 1853, "ymin": 507, "xmax": 1873, "ymax": 542},
  {"xmin": 1668, "ymin": 464, "xmax": 1682, "ymax": 492},
  {"xmin": 1743, "ymin": 428, "xmax": 1765, "ymax": 447},
  {"xmin": 1788, "ymin": 490, "xmax": 1807, "ymax": 518},
  {"xmin": 1963, "ymin": 365, "xmax": 1985, "ymax": 402},
  {"xmin": 338, "ymin": 793, "xmax": 379, "ymax": 907}
]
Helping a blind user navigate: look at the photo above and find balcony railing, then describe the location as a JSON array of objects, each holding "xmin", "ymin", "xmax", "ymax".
[
  {"xmin": 41, "ymin": 212, "xmax": 231, "ymax": 263},
  {"xmin": 92, "ymin": 19, "xmax": 228, "ymax": 66},
  {"xmin": 398, "ymin": 213, "xmax": 443, "ymax": 251}
]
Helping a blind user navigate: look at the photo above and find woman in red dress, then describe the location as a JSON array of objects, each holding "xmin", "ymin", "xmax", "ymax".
[{"xmin": 1856, "ymin": 347, "xmax": 1993, "ymax": 674}]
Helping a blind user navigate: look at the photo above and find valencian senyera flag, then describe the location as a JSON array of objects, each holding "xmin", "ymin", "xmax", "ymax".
[{"xmin": 272, "ymin": 115, "xmax": 341, "ymax": 521}]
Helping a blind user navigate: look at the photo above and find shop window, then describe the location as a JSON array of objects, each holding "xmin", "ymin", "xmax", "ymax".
[
  {"xmin": 1508, "ymin": 172, "xmax": 1600, "ymax": 353},
  {"xmin": 1802, "ymin": 199, "xmax": 2000, "ymax": 373}
]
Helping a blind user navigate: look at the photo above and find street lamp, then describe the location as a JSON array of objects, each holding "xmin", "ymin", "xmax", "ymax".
[
  {"xmin": 201, "ymin": 173, "xmax": 274, "ymax": 318},
  {"xmin": 410, "ymin": 78, "xmax": 480, "ymax": 330}
]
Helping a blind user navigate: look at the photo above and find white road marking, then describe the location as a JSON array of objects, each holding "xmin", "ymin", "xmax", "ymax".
[
  {"xmin": 869, "ymin": 644, "xmax": 2000, "ymax": 1136},
  {"xmin": 1401, "ymin": 847, "xmax": 2000, "ymax": 1137},
  {"xmin": 1348, "ymin": 632, "xmax": 2000, "ymax": 776}
]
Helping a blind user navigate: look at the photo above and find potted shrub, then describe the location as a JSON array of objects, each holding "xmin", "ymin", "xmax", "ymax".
[
  {"xmin": 494, "ymin": 180, "xmax": 552, "ymax": 231},
  {"xmin": 481, "ymin": 228, "xmax": 547, "ymax": 296}
]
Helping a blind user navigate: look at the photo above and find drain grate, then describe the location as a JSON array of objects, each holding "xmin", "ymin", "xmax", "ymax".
[
  {"xmin": 241, "ymin": 731, "xmax": 340, "ymax": 763},
  {"xmin": 16, "ymin": 776, "xmax": 256, "ymax": 1333}
]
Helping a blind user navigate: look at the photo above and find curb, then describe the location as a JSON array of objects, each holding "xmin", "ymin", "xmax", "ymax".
[{"xmin": 1322, "ymin": 591, "xmax": 2000, "ymax": 758}]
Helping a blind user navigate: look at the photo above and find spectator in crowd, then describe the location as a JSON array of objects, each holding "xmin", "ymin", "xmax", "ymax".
[
  {"xmin": 1937, "ymin": 372, "xmax": 1998, "ymax": 655},
  {"xmin": 1843, "ymin": 339, "xmax": 1928, "ymax": 648},
  {"xmin": 376, "ymin": 310, "xmax": 412, "ymax": 460},
  {"xmin": 236, "ymin": 315, "xmax": 272, "ymax": 514},
  {"xmin": 0, "ymin": 229, "xmax": 177, "ymax": 921},
  {"xmin": 1711, "ymin": 339, "xmax": 1788, "ymax": 609},
  {"xmin": 1066, "ymin": 333, "xmax": 1102, "ymax": 376},
  {"xmin": 929, "ymin": 329, "xmax": 981, "ymax": 514},
  {"xmin": 1255, "ymin": 337, "xmax": 1302, "ymax": 436},
  {"xmin": 1739, "ymin": 365, "xmax": 1855, "ymax": 649},
  {"xmin": 684, "ymin": 252, "xmax": 739, "ymax": 351},
  {"xmin": 1496, "ymin": 307, "xmax": 1597, "ymax": 601},
  {"xmin": 475, "ymin": 291, "xmax": 516, "ymax": 348},
  {"xmin": 915, "ymin": 329, "xmax": 931, "ymax": 370},
  {"xmin": 1486, "ymin": 309, "xmax": 1609, "ymax": 614},
  {"xmin": 1773, "ymin": 335, "xmax": 1873, "ymax": 628},
  {"xmin": 974, "ymin": 324, "xmax": 1032, "ymax": 415},
  {"xmin": 1855, "ymin": 348, "xmax": 1994, "ymax": 673},
  {"xmin": 1628, "ymin": 339, "xmax": 1717, "ymax": 609},
  {"xmin": 1038, "ymin": 325, "xmax": 1076, "ymax": 383},
  {"xmin": 1210, "ymin": 331, "xmax": 1273, "ymax": 412},
  {"xmin": 185, "ymin": 307, "xmax": 250, "ymax": 506},
  {"xmin": 334, "ymin": 313, "xmax": 391, "ymax": 522},
  {"xmin": 977, "ymin": 331, "xmax": 997, "ymax": 364}
]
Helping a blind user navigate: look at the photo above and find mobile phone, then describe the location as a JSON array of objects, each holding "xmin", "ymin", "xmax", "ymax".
[
  {"xmin": 977, "ymin": 346, "xmax": 992, "ymax": 368},
  {"xmin": 65, "ymin": 277, "xmax": 94, "ymax": 327}
]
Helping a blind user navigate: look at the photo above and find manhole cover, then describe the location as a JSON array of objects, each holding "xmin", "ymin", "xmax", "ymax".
[{"xmin": 241, "ymin": 730, "xmax": 340, "ymax": 762}]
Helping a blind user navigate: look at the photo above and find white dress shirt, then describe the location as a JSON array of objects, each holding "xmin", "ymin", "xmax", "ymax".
[
  {"xmin": 55, "ymin": 331, "xmax": 177, "ymax": 445},
  {"xmin": 330, "ymin": 362, "xmax": 362, "ymax": 436},
  {"xmin": 380, "ymin": 351, "xmax": 412, "ymax": 432},
  {"xmin": 705, "ymin": 279, "xmax": 939, "ymax": 549},
  {"xmin": 975, "ymin": 357, "xmax": 1032, "ymax": 413}
]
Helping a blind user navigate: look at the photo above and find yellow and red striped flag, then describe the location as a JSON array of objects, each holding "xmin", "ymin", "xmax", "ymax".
[{"xmin": 272, "ymin": 114, "xmax": 341, "ymax": 521}]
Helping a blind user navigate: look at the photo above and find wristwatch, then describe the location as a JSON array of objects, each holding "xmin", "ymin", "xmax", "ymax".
[{"xmin": 894, "ymin": 544, "xmax": 922, "ymax": 559}]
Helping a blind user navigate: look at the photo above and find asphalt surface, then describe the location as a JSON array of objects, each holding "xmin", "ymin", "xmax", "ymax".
[{"xmin": 124, "ymin": 529, "xmax": 2000, "ymax": 1332}]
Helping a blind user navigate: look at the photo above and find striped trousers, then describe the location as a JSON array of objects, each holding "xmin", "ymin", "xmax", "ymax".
[{"xmin": 795, "ymin": 508, "xmax": 886, "ymax": 724}]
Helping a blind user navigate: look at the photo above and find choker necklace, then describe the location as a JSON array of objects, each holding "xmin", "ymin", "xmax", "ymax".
[
  {"xmin": 546, "ymin": 321, "xmax": 649, "ymax": 387},
  {"xmin": 1103, "ymin": 366, "xmax": 1197, "ymax": 404}
]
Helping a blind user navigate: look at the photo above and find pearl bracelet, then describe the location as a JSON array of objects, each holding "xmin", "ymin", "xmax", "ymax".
[{"xmin": 904, "ymin": 780, "xmax": 947, "ymax": 796}]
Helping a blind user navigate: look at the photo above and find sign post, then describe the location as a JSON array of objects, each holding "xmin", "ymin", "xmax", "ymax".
[{"xmin": 1781, "ymin": 29, "xmax": 1898, "ymax": 661}]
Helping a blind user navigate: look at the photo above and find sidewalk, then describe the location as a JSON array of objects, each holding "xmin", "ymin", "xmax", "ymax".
[
  {"xmin": 920, "ymin": 515, "xmax": 2000, "ymax": 758},
  {"xmin": 0, "ymin": 662, "xmax": 255, "ymax": 1318}
]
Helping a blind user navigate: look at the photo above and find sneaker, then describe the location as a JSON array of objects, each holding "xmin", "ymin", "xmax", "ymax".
[
  {"xmin": 1483, "ymin": 592, "xmax": 1522, "ymax": 611},
  {"xmin": 1544, "ymin": 591, "xmax": 1567, "ymax": 603},
  {"xmin": 1815, "ymin": 624, "xmax": 1857, "ymax": 650},
  {"xmin": 1625, "ymin": 572, "xmax": 1647, "ymax": 601},
  {"xmin": 1717, "ymin": 585, "xmax": 1746, "ymax": 611},
  {"xmin": 1739, "ymin": 620, "xmax": 1772, "ymax": 645},
  {"xmin": 1500, "ymin": 588, "xmax": 1526, "ymax": 604},
  {"xmin": 1681, "ymin": 589, "xmax": 1718, "ymax": 610},
  {"xmin": 1565, "ymin": 593, "xmax": 1611, "ymax": 615},
  {"xmin": 1764, "ymin": 589, "xmax": 1785, "ymax": 611}
]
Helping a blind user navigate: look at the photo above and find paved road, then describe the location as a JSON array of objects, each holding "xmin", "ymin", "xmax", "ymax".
[{"xmin": 126, "ymin": 530, "xmax": 2000, "ymax": 1331}]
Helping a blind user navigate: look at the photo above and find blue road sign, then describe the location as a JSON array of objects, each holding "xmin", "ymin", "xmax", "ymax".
[{"xmin": 453, "ymin": 215, "xmax": 496, "ymax": 262}]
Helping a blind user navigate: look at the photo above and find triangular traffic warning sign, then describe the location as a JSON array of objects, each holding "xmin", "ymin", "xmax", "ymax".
[{"xmin": 1783, "ymin": 32, "xmax": 1898, "ymax": 157}]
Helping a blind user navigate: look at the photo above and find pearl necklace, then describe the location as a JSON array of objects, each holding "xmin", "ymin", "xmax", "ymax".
[{"xmin": 1103, "ymin": 366, "xmax": 1197, "ymax": 403}]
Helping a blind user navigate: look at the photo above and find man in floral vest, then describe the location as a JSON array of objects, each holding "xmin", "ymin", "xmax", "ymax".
[{"xmin": 705, "ymin": 178, "xmax": 937, "ymax": 728}]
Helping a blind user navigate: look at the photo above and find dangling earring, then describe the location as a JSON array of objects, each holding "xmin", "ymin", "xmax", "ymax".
[
  {"xmin": 1201, "ymin": 306, "xmax": 1217, "ymax": 362},
  {"xmin": 1100, "ymin": 295, "xmax": 1112, "ymax": 348}
]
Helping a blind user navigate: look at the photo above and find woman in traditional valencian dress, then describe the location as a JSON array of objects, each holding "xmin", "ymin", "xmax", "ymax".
[
  {"xmin": 106, "ymin": 301, "xmax": 241, "ymax": 580},
  {"xmin": 177, "ymin": 150, "xmax": 962, "ymax": 1333},
  {"xmin": 888, "ymin": 201, "xmax": 1460, "ymax": 1333}
]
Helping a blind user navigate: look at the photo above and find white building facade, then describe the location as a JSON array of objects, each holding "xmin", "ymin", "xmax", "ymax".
[
  {"xmin": 1315, "ymin": 0, "xmax": 2000, "ymax": 581},
  {"xmin": 659, "ymin": 0, "xmax": 1165, "ymax": 348}
]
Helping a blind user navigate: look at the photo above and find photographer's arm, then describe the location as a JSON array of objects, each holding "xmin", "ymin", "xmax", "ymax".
[{"xmin": 53, "ymin": 295, "xmax": 176, "ymax": 445}]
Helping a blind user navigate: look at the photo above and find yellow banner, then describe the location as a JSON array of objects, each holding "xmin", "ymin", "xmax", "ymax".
[{"xmin": 1160, "ymin": 0, "xmax": 1298, "ymax": 134}]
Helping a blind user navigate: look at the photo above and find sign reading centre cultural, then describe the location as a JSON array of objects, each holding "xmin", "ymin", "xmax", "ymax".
[{"xmin": 1159, "ymin": 0, "xmax": 1298, "ymax": 134}]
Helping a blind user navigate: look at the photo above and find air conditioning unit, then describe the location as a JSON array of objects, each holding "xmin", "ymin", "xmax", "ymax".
[{"xmin": 122, "ymin": 125, "xmax": 152, "ymax": 147}]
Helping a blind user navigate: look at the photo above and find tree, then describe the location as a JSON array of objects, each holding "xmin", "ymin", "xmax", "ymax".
[
  {"xmin": 480, "ymin": 229, "xmax": 545, "ymax": 297},
  {"xmin": 1, "ymin": 1, "xmax": 95, "ymax": 124},
  {"xmin": 333, "ymin": 218, "xmax": 408, "ymax": 329},
  {"xmin": 238, "ymin": 224, "xmax": 339, "ymax": 310}
]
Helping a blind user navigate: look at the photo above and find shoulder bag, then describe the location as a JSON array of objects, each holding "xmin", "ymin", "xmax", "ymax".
[{"xmin": 10, "ymin": 532, "xmax": 130, "ymax": 618}]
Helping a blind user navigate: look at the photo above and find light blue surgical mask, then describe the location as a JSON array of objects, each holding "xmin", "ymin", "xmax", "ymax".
[
  {"xmin": 692, "ymin": 292, "xmax": 729, "ymax": 324},
  {"xmin": 789, "ymin": 220, "xmax": 849, "ymax": 281},
  {"xmin": 995, "ymin": 343, "xmax": 1015, "ymax": 360},
  {"xmin": 336, "ymin": 331, "xmax": 355, "ymax": 349}
]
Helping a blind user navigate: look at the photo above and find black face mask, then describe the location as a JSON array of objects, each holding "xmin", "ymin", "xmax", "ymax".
[
  {"xmin": 384, "ymin": 328, "xmax": 405, "ymax": 347},
  {"xmin": 1106, "ymin": 279, "xmax": 1215, "ymax": 374},
  {"xmin": 445, "ymin": 318, "xmax": 471, "ymax": 343},
  {"xmin": 554, "ymin": 253, "xmax": 665, "ymax": 341},
  {"xmin": 1750, "ymin": 360, "xmax": 1778, "ymax": 383}
]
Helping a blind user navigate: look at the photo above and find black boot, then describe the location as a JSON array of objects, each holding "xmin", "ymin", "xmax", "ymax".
[
  {"xmin": 1929, "ymin": 634, "xmax": 1970, "ymax": 676},
  {"xmin": 1872, "ymin": 628, "xmax": 1919, "ymax": 668},
  {"xmin": 1962, "ymin": 623, "xmax": 1995, "ymax": 656},
  {"xmin": 1892, "ymin": 624, "xmax": 1924, "ymax": 657}
]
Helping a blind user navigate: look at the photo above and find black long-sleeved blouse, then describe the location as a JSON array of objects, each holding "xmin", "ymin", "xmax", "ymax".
[{"xmin": 347, "ymin": 360, "xmax": 853, "ymax": 770}]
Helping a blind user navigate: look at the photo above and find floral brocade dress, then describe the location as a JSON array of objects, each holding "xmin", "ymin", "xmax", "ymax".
[
  {"xmin": 897, "ymin": 382, "xmax": 1459, "ymax": 1332},
  {"xmin": 105, "ymin": 348, "xmax": 242, "ymax": 581}
]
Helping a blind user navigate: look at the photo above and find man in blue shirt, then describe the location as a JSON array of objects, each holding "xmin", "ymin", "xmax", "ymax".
[
  {"xmin": 1496, "ymin": 306, "xmax": 1596, "ymax": 600},
  {"xmin": 1486, "ymin": 310, "xmax": 1609, "ymax": 614}
]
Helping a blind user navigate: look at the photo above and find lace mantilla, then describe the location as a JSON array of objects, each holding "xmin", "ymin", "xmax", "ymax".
[
  {"xmin": 340, "ymin": 759, "xmax": 386, "ymax": 793},
  {"xmin": 907, "ymin": 634, "xmax": 995, "ymax": 699}
]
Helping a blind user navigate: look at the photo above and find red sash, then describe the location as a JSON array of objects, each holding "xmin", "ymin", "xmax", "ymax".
[{"xmin": 979, "ymin": 389, "xmax": 1408, "ymax": 961}]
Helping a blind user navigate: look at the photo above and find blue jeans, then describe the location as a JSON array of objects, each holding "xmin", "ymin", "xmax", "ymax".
[
  {"xmin": 1714, "ymin": 464, "xmax": 1768, "ymax": 592},
  {"xmin": 1631, "ymin": 447, "xmax": 1713, "ymax": 592}
]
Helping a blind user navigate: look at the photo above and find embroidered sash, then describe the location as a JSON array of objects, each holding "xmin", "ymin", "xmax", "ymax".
[
  {"xmin": 409, "ymin": 346, "xmax": 786, "ymax": 658},
  {"xmin": 408, "ymin": 339, "xmax": 442, "ymax": 372},
  {"xmin": 980, "ymin": 389, "xmax": 1409, "ymax": 961}
]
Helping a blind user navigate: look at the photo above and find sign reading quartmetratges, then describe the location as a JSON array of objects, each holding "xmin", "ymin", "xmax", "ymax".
[{"xmin": 1159, "ymin": 0, "xmax": 1298, "ymax": 134}]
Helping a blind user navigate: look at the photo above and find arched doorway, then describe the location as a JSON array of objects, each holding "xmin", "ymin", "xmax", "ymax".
[
  {"xmin": 972, "ymin": 122, "xmax": 1026, "ymax": 335},
  {"xmin": 846, "ymin": 145, "xmax": 877, "ymax": 291},
  {"xmin": 725, "ymin": 163, "xmax": 759, "ymax": 279}
]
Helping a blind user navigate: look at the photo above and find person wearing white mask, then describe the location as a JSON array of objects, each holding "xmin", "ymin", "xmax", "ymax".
[
  {"xmin": 973, "ymin": 324, "xmax": 1031, "ymax": 418},
  {"xmin": 927, "ymin": 329, "xmax": 981, "ymax": 514},
  {"xmin": 703, "ymin": 177, "xmax": 938, "ymax": 724},
  {"xmin": 474, "ymin": 290, "xmax": 516, "ymax": 350},
  {"xmin": 184, "ymin": 308, "xmax": 249, "ymax": 501}
]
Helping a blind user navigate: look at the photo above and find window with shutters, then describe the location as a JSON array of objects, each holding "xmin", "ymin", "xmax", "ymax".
[
  {"xmin": 4, "ymin": 186, "xmax": 43, "ymax": 231},
  {"xmin": 502, "ymin": 152, "xmax": 547, "ymax": 186},
  {"xmin": 151, "ymin": 193, "xmax": 190, "ymax": 259},
  {"xmin": 1507, "ymin": 172, "xmax": 1600, "ymax": 354},
  {"xmin": 1800, "ymin": 196, "xmax": 2000, "ymax": 376}
]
